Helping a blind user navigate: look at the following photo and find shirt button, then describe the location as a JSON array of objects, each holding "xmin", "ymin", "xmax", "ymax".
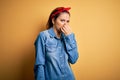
[
  {"xmin": 60, "ymin": 56, "xmax": 62, "ymax": 58},
  {"xmin": 58, "ymin": 47, "xmax": 61, "ymax": 48},
  {"xmin": 61, "ymin": 65, "xmax": 63, "ymax": 67}
]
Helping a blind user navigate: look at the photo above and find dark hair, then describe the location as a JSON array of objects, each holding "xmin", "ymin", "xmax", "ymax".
[{"xmin": 46, "ymin": 7, "xmax": 70, "ymax": 29}]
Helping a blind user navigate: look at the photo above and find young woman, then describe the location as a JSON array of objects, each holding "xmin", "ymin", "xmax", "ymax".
[{"xmin": 34, "ymin": 7, "xmax": 79, "ymax": 80}]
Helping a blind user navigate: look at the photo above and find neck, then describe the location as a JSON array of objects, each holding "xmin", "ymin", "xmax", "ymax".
[{"xmin": 53, "ymin": 27, "xmax": 61, "ymax": 38}]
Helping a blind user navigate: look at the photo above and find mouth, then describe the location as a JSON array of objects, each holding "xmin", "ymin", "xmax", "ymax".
[{"xmin": 56, "ymin": 28, "xmax": 62, "ymax": 33}]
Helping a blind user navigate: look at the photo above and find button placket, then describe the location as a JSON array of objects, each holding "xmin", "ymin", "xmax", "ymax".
[{"xmin": 58, "ymin": 38, "xmax": 66, "ymax": 74}]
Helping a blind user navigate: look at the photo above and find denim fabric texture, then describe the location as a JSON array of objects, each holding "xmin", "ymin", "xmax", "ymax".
[{"xmin": 34, "ymin": 27, "xmax": 79, "ymax": 80}]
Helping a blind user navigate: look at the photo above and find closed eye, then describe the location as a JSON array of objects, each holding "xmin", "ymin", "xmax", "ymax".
[
  {"xmin": 61, "ymin": 19, "xmax": 65, "ymax": 22},
  {"xmin": 60, "ymin": 19, "xmax": 70, "ymax": 23}
]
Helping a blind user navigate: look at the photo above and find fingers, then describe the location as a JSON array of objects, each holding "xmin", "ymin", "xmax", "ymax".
[
  {"xmin": 61, "ymin": 24, "xmax": 72, "ymax": 36},
  {"xmin": 61, "ymin": 26, "xmax": 68, "ymax": 35},
  {"xmin": 61, "ymin": 27, "xmax": 66, "ymax": 34}
]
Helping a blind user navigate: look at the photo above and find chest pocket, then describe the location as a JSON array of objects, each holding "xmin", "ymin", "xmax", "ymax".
[{"xmin": 45, "ymin": 38, "xmax": 57, "ymax": 53}]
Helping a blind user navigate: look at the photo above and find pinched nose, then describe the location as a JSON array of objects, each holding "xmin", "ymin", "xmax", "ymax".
[{"xmin": 63, "ymin": 22, "xmax": 68, "ymax": 25}]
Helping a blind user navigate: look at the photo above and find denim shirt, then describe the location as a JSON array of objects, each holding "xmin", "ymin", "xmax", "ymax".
[{"xmin": 34, "ymin": 27, "xmax": 79, "ymax": 80}]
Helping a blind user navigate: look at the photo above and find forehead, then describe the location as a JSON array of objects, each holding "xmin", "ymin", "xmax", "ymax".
[{"xmin": 57, "ymin": 12, "xmax": 70, "ymax": 19}]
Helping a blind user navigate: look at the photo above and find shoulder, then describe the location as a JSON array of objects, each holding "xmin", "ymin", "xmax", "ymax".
[
  {"xmin": 34, "ymin": 29, "xmax": 49, "ymax": 45},
  {"xmin": 37, "ymin": 28, "xmax": 52, "ymax": 41},
  {"xmin": 38, "ymin": 29, "xmax": 49, "ymax": 38}
]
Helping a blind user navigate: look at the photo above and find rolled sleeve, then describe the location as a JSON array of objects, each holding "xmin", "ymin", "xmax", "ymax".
[{"xmin": 34, "ymin": 33, "xmax": 45, "ymax": 80}]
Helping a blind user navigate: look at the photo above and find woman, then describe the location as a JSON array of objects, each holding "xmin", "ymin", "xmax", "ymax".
[{"xmin": 34, "ymin": 7, "xmax": 79, "ymax": 80}]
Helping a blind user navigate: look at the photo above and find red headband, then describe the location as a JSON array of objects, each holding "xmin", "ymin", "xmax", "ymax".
[{"xmin": 51, "ymin": 7, "xmax": 71, "ymax": 18}]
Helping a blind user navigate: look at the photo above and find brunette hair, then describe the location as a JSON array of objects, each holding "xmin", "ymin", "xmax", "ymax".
[{"xmin": 46, "ymin": 7, "xmax": 71, "ymax": 29}]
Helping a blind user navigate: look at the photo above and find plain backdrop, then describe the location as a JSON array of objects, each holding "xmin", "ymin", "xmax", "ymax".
[{"xmin": 0, "ymin": 0, "xmax": 120, "ymax": 80}]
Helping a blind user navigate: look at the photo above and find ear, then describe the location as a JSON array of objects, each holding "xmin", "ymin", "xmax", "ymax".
[{"xmin": 52, "ymin": 18, "xmax": 55, "ymax": 24}]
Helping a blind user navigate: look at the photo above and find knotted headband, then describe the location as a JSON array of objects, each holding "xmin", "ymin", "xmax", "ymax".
[{"xmin": 51, "ymin": 7, "xmax": 71, "ymax": 18}]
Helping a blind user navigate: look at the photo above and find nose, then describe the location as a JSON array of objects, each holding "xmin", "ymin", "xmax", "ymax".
[{"xmin": 64, "ymin": 21, "xmax": 67, "ymax": 25}]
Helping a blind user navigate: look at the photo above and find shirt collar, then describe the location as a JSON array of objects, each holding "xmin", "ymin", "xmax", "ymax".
[
  {"xmin": 48, "ymin": 27, "xmax": 57, "ymax": 38},
  {"xmin": 48, "ymin": 27, "xmax": 65, "ymax": 39}
]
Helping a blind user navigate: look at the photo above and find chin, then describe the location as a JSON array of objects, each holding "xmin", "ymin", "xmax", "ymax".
[{"xmin": 57, "ymin": 28, "xmax": 62, "ymax": 33}]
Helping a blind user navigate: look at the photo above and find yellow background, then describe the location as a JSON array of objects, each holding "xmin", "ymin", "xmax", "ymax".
[{"xmin": 0, "ymin": 0, "xmax": 120, "ymax": 80}]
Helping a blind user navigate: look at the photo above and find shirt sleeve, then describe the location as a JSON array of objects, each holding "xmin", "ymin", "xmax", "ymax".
[
  {"xmin": 34, "ymin": 65, "xmax": 45, "ymax": 80},
  {"xmin": 64, "ymin": 33, "xmax": 79, "ymax": 64},
  {"xmin": 34, "ymin": 33, "xmax": 45, "ymax": 80}
]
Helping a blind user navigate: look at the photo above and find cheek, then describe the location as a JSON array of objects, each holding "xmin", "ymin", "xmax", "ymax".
[{"xmin": 57, "ymin": 22, "xmax": 64, "ymax": 28}]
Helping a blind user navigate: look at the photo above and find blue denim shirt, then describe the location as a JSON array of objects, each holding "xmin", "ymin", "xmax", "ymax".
[{"xmin": 34, "ymin": 27, "xmax": 79, "ymax": 80}]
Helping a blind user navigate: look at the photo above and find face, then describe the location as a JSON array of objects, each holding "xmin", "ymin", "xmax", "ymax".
[{"xmin": 52, "ymin": 12, "xmax": 70, "ymax": 32}]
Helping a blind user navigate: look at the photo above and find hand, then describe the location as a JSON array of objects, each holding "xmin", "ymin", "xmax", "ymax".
[{"xmin": 61, "ymin": 24, "xmax": 72, "ymax": 36}]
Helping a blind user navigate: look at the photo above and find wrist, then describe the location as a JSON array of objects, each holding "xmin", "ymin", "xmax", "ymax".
[{"xmin": 65, "ymin": 32, "xmax": 72, "ymax": 36}]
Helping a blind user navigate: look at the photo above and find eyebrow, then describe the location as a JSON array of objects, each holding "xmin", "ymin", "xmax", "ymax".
[{"xmin": 60, "ymin": 19, "xmax": 70, "ymax": 21}]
